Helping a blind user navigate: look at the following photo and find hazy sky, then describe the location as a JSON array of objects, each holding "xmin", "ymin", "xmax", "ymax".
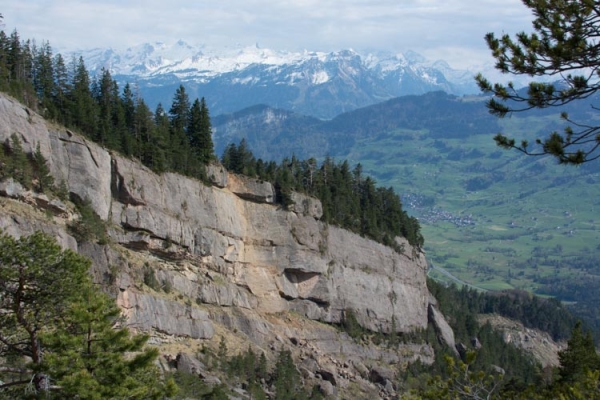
[{"xmin": 2, "ymin": 0, "xmax": 534, "ymax": 69}]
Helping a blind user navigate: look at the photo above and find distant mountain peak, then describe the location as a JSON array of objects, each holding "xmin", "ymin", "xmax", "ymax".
[
  {"xmin": 403, "ymin": 50, "xmax": 427, "ymax": 63},
  {"xmin": 76, "ymin": 42, "xmax": 451, "ymax": 78},
  {"xmin": 70, "ymin": 41, "xmax": 531, "ymax": 119}
]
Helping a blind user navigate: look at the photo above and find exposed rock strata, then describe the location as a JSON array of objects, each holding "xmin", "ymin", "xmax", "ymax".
[
  {"xmin": 0, "ymin": 93, "xmax": 437, "ymax": 397},
  {"xmin": 0, "ymin": 92, "xmax": 429, "ymax": 335}
]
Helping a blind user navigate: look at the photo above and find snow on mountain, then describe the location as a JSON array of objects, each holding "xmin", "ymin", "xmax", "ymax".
[
  {"xmin": 79, "ymin": 41, "xmax": 311, "ymax": 78},
  {"xmin": 77, "ymin": 41, "xmax": 475, "ymax": 86},
  {"xmin": 71, "ymin": 41, "xmax": 511, "ymax": 118}
]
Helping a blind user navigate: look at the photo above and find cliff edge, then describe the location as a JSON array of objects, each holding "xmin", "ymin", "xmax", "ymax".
[{"xmin": 0, "ymin": 93, "xmax": 436, "ymax": 397}]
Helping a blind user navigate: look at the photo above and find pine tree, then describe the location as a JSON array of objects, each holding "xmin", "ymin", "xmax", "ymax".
[
  {"xmin": 273, "ymin": 349, "xmax": 300, "ymax": 400},
  {"xmin": 0, "ymin": 231, "xmax": 91, "ymax": 393},
  {"xmin": 558, "ymin": 321, "xmax": 600, "ymax": 384},
  {"xmin": 32, "ymin": 142, "xmax": 53, "ymax": 192},
  {"xmin": 7, "ymin": 30, "xmax": 24, "ymax": 81},
  {"xmin": 187, "ymin": 98, "xmax": 205, "ymax": 177},
  {"xmin": 198, "ymin": 97, "xmax": 215, "ymax": 164},
  {"xmin": 153, "ymin": 103, "xmax": 170, "ymax": 172},
  {"xmin": 52, "ymin": 53, "xmax": 70, "ymax": 124},
  {"xmin": 133, "ymin": 97, "xmax": 155, "ymax": 164},
  {"xmin": 168, "ymin": 84, "xmax": 191, "ymax": 173},
  {"xmin": 42, "ymin": 286, "xmax": 177, "ymax": 399},
  {"xmin": 5, "ymin": 30, "xmax": 35, "ymax": 106},
  {"xmin": 0, "ymin": 232, "xmax": 177, "ymax": 398},
  {"xmin": 6, "ymin": 132, "xmax": 32, "ymax": 188},
  {"xmin": 69, "ymin": 56, "xmax": 96, "ymax": 136},
  {"xmin": 187, "ymin": 97, "xmax": 214, "ymax": 165},
  {"xmin": 476, "ymin": 0, "xmax": 600, "ymax": 164},
  {"xmin": 122, "ymin": 83, "xmax": 137, "ymax": 156},
  {"xmin": 0, "ymin": 30, "xmax": 9, "ymax": 91},
  {"xmin": 111, "ymin": 80, "xmax": 129, "ymax": 155},
  {"xmin": 93, "ymin": 68, "xmax": 123, "ymax": 149},
  {"xmin": 32, "ymin": 41, "xmax": 55, "ymax": 116}
]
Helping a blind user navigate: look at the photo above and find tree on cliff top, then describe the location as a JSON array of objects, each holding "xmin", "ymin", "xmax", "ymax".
[
  {"xmin": 0, "ymin": 231, "xmax": 176, "ymax": 399},
  {"xmin": 476, "ymin": 0, "xmax": 600, "ymax": 164}
]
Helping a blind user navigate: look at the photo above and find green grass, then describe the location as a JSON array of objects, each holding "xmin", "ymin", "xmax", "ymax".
[{"xmin": 345, "ymin": 115, "xmax": 600, "ymax": 298}]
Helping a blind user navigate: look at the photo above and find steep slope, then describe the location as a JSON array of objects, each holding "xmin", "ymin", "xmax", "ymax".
[
  {"xmin": 211, "ymin": 90, "xmax": 600, "ymax": 333},
  {"xmin": 0, "ymin": 93, "xmax": 436, "ymax": 397}
]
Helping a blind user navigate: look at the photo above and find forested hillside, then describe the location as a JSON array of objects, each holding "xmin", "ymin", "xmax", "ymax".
[
  {"xmin": 212, "ymin": 91, "xmax": 502, "ymax": 161},
  {"xmin": 2, "ymin": 18, "xmax": 600, "ymax": 399},
  {"xmin": 0, "ymin": 26, "xmax": 422, "ymax": 248}
]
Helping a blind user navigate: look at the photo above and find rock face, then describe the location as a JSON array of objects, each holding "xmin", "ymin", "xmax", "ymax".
[
  {"xmin": 428, "ymin": 304, "xmax": 458, "ymax": 355},
  {"xmin": 0, "ymin": 93, "xmax": 429, "ymax": 335},
  {"xmin": 0, "ymin": 93, "xmax": 434, "ymax": 396}
]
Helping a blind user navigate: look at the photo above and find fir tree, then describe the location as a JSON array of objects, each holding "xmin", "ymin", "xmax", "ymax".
[
  {"xmin": 6, "ymin": 132, "xmax": 31, "ymax": 187},
  {"xmin": 0, "ymin": 232, "xmax": 177, "ymax": 398},
  {"xmin": 168, "ymin": 84, "xmax": 191, "ymax": 172},
  {"xmin": 69, "ymin": 56, "xmax": 96, "ymax": 136},
  {"xmin": 558, "ymin": 321, "xmax": 600, "ymax": 384},
  {"xmin": 188, "ymin": 97, "xmax": 214, "ymax": 165},
  {"xmin": 32, "ymin": 40, "xmax": 55, "ymax": 116},
  {"xmin": 32, "ymin": 142, "xmax": 53, "ymax": 192},
  {"xmin": 52, "ymin": 53, "xmax": 70, "ymax": 124}
]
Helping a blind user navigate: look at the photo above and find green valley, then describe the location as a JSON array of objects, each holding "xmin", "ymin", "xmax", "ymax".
[
  {"xmin": 212, "ymin": 93, "xmax": 600, "ymax": 329},
  {"xmin": 347, "ymin": 111, "xmax": 600, "ymax": 325}
]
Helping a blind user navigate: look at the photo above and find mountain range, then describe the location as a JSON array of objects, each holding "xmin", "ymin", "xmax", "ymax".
[
  {"xmin": 74, "ymin": 41, "xmax": 526, "ymax": 119},
  {"xmin": 210, "ymin": 91, "xmax": 500, "ymax": 159}
]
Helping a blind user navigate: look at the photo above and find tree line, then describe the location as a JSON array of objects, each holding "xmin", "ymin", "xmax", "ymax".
[
  {"xmin": 0, "ymin": 28, "xmax": 215, "ymax": 180},
  {"xmin": 221, "ymin": 140, "xmax": 424, "ymax": 248},
  {"xmin": 428, "ymin": 280, "xmax": 580, "ymax": 342},
  {"xmin": 403, "ymin": 279, "xmax": 600, "ymax": 398},
  {"xmin": 0, "ymin": 25, "xmax": 423, "ymax": 249}
]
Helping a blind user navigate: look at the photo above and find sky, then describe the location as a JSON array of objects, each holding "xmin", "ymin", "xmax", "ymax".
[{"xmin": 2, "ymin": 0, "xmax": 534, "ymax": 70}]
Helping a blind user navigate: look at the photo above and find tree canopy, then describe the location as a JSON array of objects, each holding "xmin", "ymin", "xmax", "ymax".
[
  {"xmin": 0, "ymin": 232, "xmax": 176, "ymax": 399},
  {"xmin": 476, "ymin": 0, "xmax": 600, "ymax": 164},
  {"xmin": 220, "ymin": 142, "xmax": 424, "ymax": 249},
  {"xmin": 0, "ymin": 29, "xmax": 215, "ymax": 180}
]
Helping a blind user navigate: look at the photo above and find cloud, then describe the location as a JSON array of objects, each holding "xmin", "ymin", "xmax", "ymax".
[{"xmin": 2, "ymin": 0, "xmax": 534, "ymax": 66}]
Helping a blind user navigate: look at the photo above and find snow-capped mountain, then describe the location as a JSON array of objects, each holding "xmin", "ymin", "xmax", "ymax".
[{"xmin": 74, "ymin": 41, "xmax": 505, "ymax": 119}]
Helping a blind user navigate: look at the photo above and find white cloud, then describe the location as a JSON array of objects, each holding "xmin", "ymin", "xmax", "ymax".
[{"xmin": 2, "ymin": 0, "xmax": 534, "ymax": 67}]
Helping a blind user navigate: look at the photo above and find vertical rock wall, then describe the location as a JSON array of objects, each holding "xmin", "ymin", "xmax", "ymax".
[{"xmin": 0, "ymin": 93, "xmax": 429, "ymax": 336}]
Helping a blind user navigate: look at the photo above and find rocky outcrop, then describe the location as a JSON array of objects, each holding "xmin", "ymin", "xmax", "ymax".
[
  {"xmin": 1, "ymin": 99, "xmax": 429, "ymax": 333},
  {"xmin": 428, "ymin": 304, "xmax": 458, "ymax": 355},
  {"xmin": 0, "ymin": 96, "xmax": 112, "ymax": 220},
  {"xmin": 120, "ymin": 291, "xmax": 215, "ymax": 339},
  {"xmin": 0, "ymin": 92, "xmax": 435, "ymax": 397},
  {"xmin": 0, "ymin": 178, "xmax": 69, "ymax": 215},
  {"xmin": 0, "ymin": 209, "xmax": 77, "ymax": 251},
  {"xmin": 479, "ymin": 314, "xmax": 565, "ymax": 367}
]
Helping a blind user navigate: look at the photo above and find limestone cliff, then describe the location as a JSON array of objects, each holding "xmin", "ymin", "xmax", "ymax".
[{"xmin": 0, "ymin": 93, "xmax": 436, "ymax": 397}]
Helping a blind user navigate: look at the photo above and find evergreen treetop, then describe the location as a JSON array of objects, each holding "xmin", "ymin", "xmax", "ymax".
[
  {"xmin": 476, "ymin": 0, "xmax": 600, "ymax": 164},
  {"xmin": 0, "ymin": 232, "xmax": 177, "ymax": 398}
]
